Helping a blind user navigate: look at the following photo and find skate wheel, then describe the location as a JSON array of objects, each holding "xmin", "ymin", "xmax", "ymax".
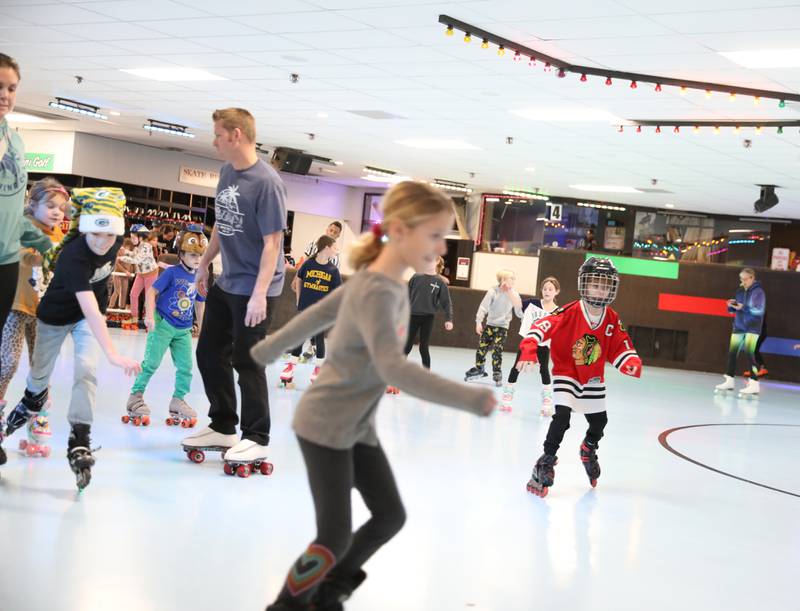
[
  {"xmin": 42, "ymin": 446, "xmax": 51, "ymax": 458},
  {"xmin": 133, "ymin": 416, "xmax": 141, "ymax": 426},
  {"xmin": 260, "ymin": 462, "xmax": 274, "ymax": 476},
  {"xmin": 142, "ymin": 416, "xmax": 150, "ymax": 426},
  {"xmin": 236, "ymin": 464, "xmax": 250, "ymax": 478},
  {"xmin": 590, "ymin": 479, "xmax": 597, "ymax": 488},
  {"xmin": 180, "ymin": 420, "xmax": 188, "ymax": 428},
  {"xmin": 540, "ymin": 487, "xmax": 549, "ymax": 497},
  {"xmin": 190, "ymin": 418, "xmax": 197, "ymax": 427},
  {"xmin": 26, "ymin": 444, "xmax": 36, "ymax": 457},
  {"xmin": 188, "ymin": 450, "xmax": 205, "ymax": 464},
  {"xmin": 19, "ymin": 439, "xmax": 27, "ymax": 450},
  {"xmin": 223, "ymin": 462, "xmax": 234, "ymax": 476},
  {"xmin": 121, "ymin": 415, "xmax": 130, "ymax": 424},
  {"xmin": 165, "ymin": 418, "xmax": 172, "ymax": 426}
]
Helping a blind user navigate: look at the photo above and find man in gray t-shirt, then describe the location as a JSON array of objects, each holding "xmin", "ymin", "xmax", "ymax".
[{"xmin": 184, "ymin": 107, "xmax": 287, "ymax": 466}]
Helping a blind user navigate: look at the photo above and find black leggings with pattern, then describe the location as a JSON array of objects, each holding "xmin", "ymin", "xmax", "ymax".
[{"xmin": 475, "ymin": 325, "xmax": 508, "ymax": 373}]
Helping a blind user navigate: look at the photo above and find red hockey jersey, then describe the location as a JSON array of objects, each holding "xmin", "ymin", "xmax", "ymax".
[{"xmin": 520, "ymin": 300, "xmax": 640, "ymax": 414}]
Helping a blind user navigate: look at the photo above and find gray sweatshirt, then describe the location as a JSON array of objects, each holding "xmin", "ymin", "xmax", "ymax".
[
  {"xmin": 251, "ymin": 271, "xmax": 491, "ymax": 449},
  {"xmin": 408, "ymin": 273, "xmax": 453, "ymax": 321},
  {"xmin": 476, "ymin": 285, "xmax": 523, "ymax": 329}
]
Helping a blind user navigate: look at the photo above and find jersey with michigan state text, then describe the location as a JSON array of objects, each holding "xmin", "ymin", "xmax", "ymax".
[{"xmin": 520, "ymin": 300, "xmax": 639, "ymax": 414}]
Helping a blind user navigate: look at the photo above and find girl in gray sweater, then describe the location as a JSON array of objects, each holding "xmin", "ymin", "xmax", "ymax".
[{"xmin": 251, "ymin": 181, "xmax": 495, "ymax": 611}]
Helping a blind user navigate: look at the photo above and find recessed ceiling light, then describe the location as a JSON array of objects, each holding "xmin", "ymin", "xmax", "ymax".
[
  {"xmin": 362, "ymin": 174, "xmax": 411, "ymax": 184},
  {"xmin": 395, "ymin": 138, "xmax": 479, "ymax": 150},
  {"xmin": 333, "ymin": 160, "xmax": 344, "ymax": 166},
  {"xmin": 665, "ymin": 203, "xmax": 675, "ymax": 208},
  {"xmin": 512, "ymin": 108, "xmax": 620, "ymax": 122},
  {"xmin": 569, "ymin": 185, "xmax": 643, "ymax": 193},
  {"xmin": 525, "ymin": 167, "xmax": 536, "ymax": 172},
  {"xmin": 121, "ymin": 67, "xmax": 226, "ymax": 82},
  {"xmin": 6, "ymin": 112, "xmax": 51, "ymax": 123},
  {"xmin": 109, "ymin": 111, "xmax": 121, "ymax": 116},
  {"xmin": 719, "ymin": 48, "xmax": 800, "ymax": 69}
]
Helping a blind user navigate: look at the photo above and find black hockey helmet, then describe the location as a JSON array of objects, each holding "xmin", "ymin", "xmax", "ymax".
[{"xmin": 578, "ymin": 257, "xmax": 619, "ymax": 307}]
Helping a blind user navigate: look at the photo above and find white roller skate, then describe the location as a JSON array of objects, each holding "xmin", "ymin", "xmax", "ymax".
[
  {"xmin": 181, "ymin": 426, "xmax": 238, "ymax": 464},
  {"xmin": 166, "ymin": 397, "xmax": 198, "ymax": 428},
  {"xmin": 298, "ymin": 338, "xmax": 315, "ymax": 364},
  {"xmin": 739, "ymin": 379, "xmax": 760, "ymax": 398},
  {"xmin": 222, "ymin": 439, "xmax": 274, "ymax": 478},
  {"xmin": 122, "ymin": 392, "xmax": 151, "ymax": 426},
  {"xmin": 714, "ymin": 375, "xmax": 735, "ymax": 393},
  {"xmin": 278, "ymin": 361, "xmax": 296, "ymax": 389},
  {"xmin": 540, "ymin": 385, "xmax": 554, "ymax": 417},
  {"xmin": 19, "ymin": 408, "xmax": 51, "ymax": 458},
  {"xmin": 500, "ymin": 384, "xmax": 514, "ymax": 412}
]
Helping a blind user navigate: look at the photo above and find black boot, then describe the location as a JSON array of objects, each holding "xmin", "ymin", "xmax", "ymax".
[
  {"xmin": 5, "ymin": 387, "xmax": 48, "ymax": 437},
  {"xmin": 312, "ymin": 570, "xmax": 367, "ymax": 610},
  {"xmin": 67, "ymin": 424, "xmax": 96, "ymax": 491}
]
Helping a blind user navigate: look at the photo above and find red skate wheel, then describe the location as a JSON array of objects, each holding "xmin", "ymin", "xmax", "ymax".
[
  {"xmin": 590, "ymin": 479, "xmax": 597, "ymax": 488},
  {"xmin": 142, "ymin": 416, "xmax": 150, "ymax": 426},
  {"xmin": 165, "ymin": 418, "xmax": 172, "ymax": 426},
  {"xmin": 133, "ymin": 416, "xmax": 141, "ymax": 426},
  {"xmin": 189, "ymin": 450, "xmax": 205, "ymax": 464},
  {"xmin": 190, "ymin": 418, "xmax": 197, "ymax": 427},
  {"xmin": 180, "ymin": 420, "xmax": 188, "ymax": 428},
  {"xmin": 260, "ymin": 462, "xmax": 274, "ymax": 476},
  {"xmin": 223, "ymin": 462, "xmax": 234, "ymax": 476},
  {"xmin": 121, "ymin": 415, "xmax": 130, "ymax": 424},
  {"xmin": 42, "ymin": 446, "xmax": 51, "ymax": 458},
  {"xmin": 236, "ymin": 464, "xmax": 250, "ymax": 478},
  {"xmin": 540, "ymin": 487, "xmax": 549, "ymax": 498},
  {"xmin": 26, "ymin": 444, "xmax": 36, "ymax": 457},
  {"xmin": 19, "ymin": 440, "xmax": 27, "ymax": 450}
]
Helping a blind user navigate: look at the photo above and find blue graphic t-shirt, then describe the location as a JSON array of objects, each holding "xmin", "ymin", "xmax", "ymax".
[
  {"xmin": 297, "ymin": 258, "xmax": 342, "ymax": 311},
  {"xmin": 153, "ymin": 264, "xmax": 206, "ymax": 329},
  {"xmin": 214, "ymin": 159, "xmax": 287, "ymax": 297}
]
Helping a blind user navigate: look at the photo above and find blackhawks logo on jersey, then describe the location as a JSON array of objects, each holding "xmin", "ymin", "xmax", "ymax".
[{"xmin": 572, "ymin": 333, "xmax": 602, "ymax": 366}]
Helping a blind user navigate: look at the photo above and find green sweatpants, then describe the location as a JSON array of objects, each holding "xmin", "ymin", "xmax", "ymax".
[{"xmin": 131, "ymin": 314, "xmax": 193, "ymax": 398}]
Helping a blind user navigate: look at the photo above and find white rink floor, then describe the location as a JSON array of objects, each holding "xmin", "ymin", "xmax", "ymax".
[{"xmin": 1, "ymin": 331, "xmax": 798, "ymax": 611}]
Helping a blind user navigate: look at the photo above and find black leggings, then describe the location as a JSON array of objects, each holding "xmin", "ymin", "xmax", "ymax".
[
  {"xmin": 543, "ymin": 405, "xmax": 608, "ymax": 456},
  {"xmin": 292, "ymin": 331, "xmax": 326, "ymax": 360},
  {"xmin": 508, "ymin": 345, "xmax": 551, "ymax": 384},
  {"xmin": 273, "ymin": 437, "xmax": 406, "ymax": 606},
  {"xmin": 0, "ymin": 262, "xmax": 20, "ymax": 380},
  {"xmin": 404, "ymin": 314, "xmax": 434, "ymax": 369}
]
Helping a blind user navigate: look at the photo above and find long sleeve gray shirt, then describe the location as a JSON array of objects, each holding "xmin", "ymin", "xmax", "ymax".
[
  {"xmin": 251, "ymin": 271, "xmax": 491, "ymax": 449},
  {"xmin": 476, "ymin": 285, "xmax": 523, "ymax": 329}
]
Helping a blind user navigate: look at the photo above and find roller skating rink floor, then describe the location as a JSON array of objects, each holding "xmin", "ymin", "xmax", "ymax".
[{"xmin": 1, "ymin": 330, "xmax": 798, "ymax": 611}]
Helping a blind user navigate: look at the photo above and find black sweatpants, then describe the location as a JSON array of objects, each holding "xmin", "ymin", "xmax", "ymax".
[
  {"xmin": 196, "ymin": 284, "xmax": 275, "ymax": 445},
  {"xmin": 291, "ymin": 331, "xmax": 326, "ymax": 360},
  {"xmin": 0, "ymin": 262, "xmax": 19, "ymax": 380},
  {"xmin": 507, "ymin": 345, "xmax": 551, "ymax": 384},
  {"xmin": 543, "ymin": 405, "xmax": 608, "ymax": 456},
  {"xmin": 274, "ymin": 436, "xmax": 406, "ymax": 605},
  {"xmin": 403, "ymin": 313, "xmax": 435, "ymax": 369}
]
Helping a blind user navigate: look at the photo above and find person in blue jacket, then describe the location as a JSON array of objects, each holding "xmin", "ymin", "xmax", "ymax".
[{"xmin": 715, "ymin": 267, "xmax": 766, "ymax": 396}]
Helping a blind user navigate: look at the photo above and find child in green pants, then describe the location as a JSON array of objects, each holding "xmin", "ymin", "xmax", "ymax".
[{"xmin": 124, "ymin": 227, "xmax": 208, "ymax": 427}]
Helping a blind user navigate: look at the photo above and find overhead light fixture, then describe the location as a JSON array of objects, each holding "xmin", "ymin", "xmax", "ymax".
[
  {"xmin": 121, "ymin": 67, "xmax": 226, "ymax": 82},
  {"xmin": 48, "ymin": 97, "xmax": 107, "ymax": 120},
  {"xmin": 511, "ymin": 107, "xmax": 620, "ymax": 122},
  {"xmin": 109, "ymin": 111, "xmax": 121, "ymax": 116},
  {"xmin": 395, "ymin": 138, "xmax": 479, "ymax": 150},
  {"xmin": 6, "ymin": 111, "xmax": 52, "ymax": 124},
  {"xmin": 334, "ymin": 160, "xmax": 344, "ymax": 166},
  {"xmin": 570, "ymin": 185, "xmax": 642, "ymax": 193},
  {"xmin": 728, "ymin": 229, "xmax": 755, "ymax": 233},
  {"xmin": 665, "ymin": 203, "xmax": 675, "ymax": 208},
  {"xmin": 501, "ymin": 189, "xmax": 549, "ymax": 201},
  {"xmin": 577, "ymin": 202, "xmax": 626, "ymax": 211},
  {"xmin": 362, "ymin": 173, "xmax": 411, "ymax": 184},
  {"xmin": 433, "ymin": 179, "xmax": 472, "ymax": 193},
  {"xmin": 143, "ymin": 119, "xmax": 195, "ymax": 138},
  {"xmin": 363, "ymin": 165, "xmax": 396, "ymax": 178},
  {"xmin": 719, "ymin": 48, "xmax": 800, "ymax": 69}
]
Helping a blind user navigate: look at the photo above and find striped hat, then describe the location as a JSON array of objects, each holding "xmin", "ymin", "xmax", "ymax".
[{"xmin": 73, "ymin": 187, "xmax": 126, "ymax": 236}]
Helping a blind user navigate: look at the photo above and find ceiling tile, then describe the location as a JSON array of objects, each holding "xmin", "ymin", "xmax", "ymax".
[
  {"xmin": 111, "ymin": 38, "xmax": 218, "ymax": 55},
  {"xmin": 0, "ymin": 3, "xmax": 113, "ymax": 25},
  {"xmin": 187, "ymin": 34, "xmax": 312, "ymax": 53},
  {"xmin": 72, "ymin": 0, "xmax": 211, "ymax": 21},
  {"xmin": 230, "ymin": 11, "xmax": 370, "ymax": 34},
  {"xmin": 284, "ymin": 29, "xmax": 414, "ymax": 49},
  {"xmin": 170, "ymin": 0, "xmax": 321, "ymax": 16},
  {"xmin": 649, "ymin": 7, "xmax": 800, "ymax": 35},
  {"xmin": 51, "ymin": 21, "xmax": 169, "ymax": 41},
  {"xmin": 140, "ymin": 17, "xmax": 264, "ymax": 37}
]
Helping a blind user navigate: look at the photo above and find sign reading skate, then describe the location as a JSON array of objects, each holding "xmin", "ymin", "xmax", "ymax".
[{"xmin": 179, "ymin": 165, "xmax": 220, "ymax": 189}]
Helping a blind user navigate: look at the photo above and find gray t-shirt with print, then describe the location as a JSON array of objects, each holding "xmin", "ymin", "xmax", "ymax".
[{"xmin": 214, "ymin": 159, "xmax": 287, "ymax": 297}]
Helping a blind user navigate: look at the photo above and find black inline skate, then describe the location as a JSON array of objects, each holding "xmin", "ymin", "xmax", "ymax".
[
  {"xmin": 527, "ymin": 453, "xmax": 558, "ymax": 498},
  {"xmin": 5, "ymin": 387, "xmax": 48, "ymax": 437},
  {"xmin": 580, "ymin": 440, "xmax": 601, "ymax": 488},
  {"xmin": 312, "ymin": 569, "xmax": 367, "ymax": 611},
  {"xmin": 464, "ymin": 366, "xmax": 487, "ymax": 382},
  {"xmin": 67, "ymin": 424, "xmax": 96, "ymax": 491},
  {"xmin": 492, "ymin": 370, "xmax": 503, "ymax": 387}
]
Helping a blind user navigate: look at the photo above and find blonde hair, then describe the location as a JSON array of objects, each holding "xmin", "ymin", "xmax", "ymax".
[
  {"xmin": 349, "ymin": 181, "xmax": 454, "ymax": 270},
  {"xmin": 0, "ymin": 53, "xmax": 20, "ymax": 80},
  {"xmin": 25, "ymin": 177, "xmax": 68, "ymax": 216},
  {"xmin": 540, "ymin": 276, "xmax": 561, "ymax": 293},
  {"xmin": 740, "ymin": 267, "xmax": 756, "ymax": 278},
  {"xmin": 496, "ymin": 268, "xmax": 516, "ymax": 283},
  {"xmin": 212, "ymin": 108, "xmax": 256, "ymax": 142},
  {"xmin": 436, "ymin": 256, "xmax": 445, "ymax": 275}
]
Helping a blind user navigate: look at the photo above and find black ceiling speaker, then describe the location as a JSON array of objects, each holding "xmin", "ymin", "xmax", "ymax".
[
  {"xmin": 272, "ymin": 147, "xmax": 312, "ymax": 175},
  {"xmin": 753, "ymin": 184, "xmax": 779, "ymax": 213}
]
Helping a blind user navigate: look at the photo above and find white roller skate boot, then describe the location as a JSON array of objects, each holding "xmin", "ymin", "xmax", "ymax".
[
  {"xmin": 166, "ymin": 397, "xmax": 198, "ymax": 428},
  {"xmin": 714, "ymin": 375, "xmax": 735, "ymax": 393},
  {"xmin": 181, "ymin": 426, "xmax": 238, "ymax": 464},
  {"xmin": 739, "ymin": 379, "xmax": 760, "ymax": 398},
  {"xmin": 20, "ymin": 407, "xmax": 52, "ymax": 458},
  {"xmin": 500, "ymin": 384, "xmax": 514, "ymax": 412},
  {"xmin": 278, "ymin": 360, "xmax": 296, "ymax": 389},
  {"xmin": 540, "ymin": 385, "xmax": 554, "ymax": 417},
  {"xmin": 223, "ymin": 439, "xmax": 274, "ymax": 478},
  {"xmin": 122, "ymin": 392, "xmax": 151, "ymax": 426}
]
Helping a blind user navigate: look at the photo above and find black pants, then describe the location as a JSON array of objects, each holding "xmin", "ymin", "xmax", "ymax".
[
  {"xmin": 404, "ymin": 314, "xmax": 434, "ymax": 369},
  {"xmin": 274, "ymin": 437, "xmax": 406, "ymax": 605},
  {"xmin": 291, "ymin": 331, "xmax": 326, "ymax": 360},
  {"xmin": 754, "ymin": 317, "xmax": 767, "ymax": 369},
  {"xmin": 508, "ymin": 345, "xmax": 551, "ymax": 384},
  {"xmin": 543, "ymin": 405, "xmax": 608, "ymax": 456},
  {"xmin": 196, "ymin": 284, "xmax": 275, "ymax": 445},
  {"xmin": 0, "ymin": 262, "xmax": 19, "ymax": 380}
]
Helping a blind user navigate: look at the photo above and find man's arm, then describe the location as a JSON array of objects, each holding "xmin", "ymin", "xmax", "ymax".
[
  {"xmin": 245, "ymin": 231, "xmax": 283, "ymax": 327},
  {"xmin": 195, "ymin": 226, "xmax": 220, "ymax": 297}
]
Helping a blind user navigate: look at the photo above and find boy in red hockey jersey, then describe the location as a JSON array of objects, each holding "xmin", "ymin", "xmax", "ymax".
[{"xmin": 516, "ymin": 257, "xmax": 642, "ymax": 497}]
